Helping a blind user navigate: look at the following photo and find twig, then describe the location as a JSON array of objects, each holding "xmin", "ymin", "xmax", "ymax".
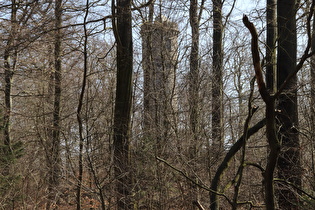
[
  {"xmin": 210, "ymin": 117, "xmax": 266, "ymax": 209},
  {"xmin": 274, "ymin": 178, "xmax": 315, "ymax": 200},
  {"xmin": 232, "ymin": 77, "xmax": 256, "ymax": 209},
  {"xmin": 156, "ymin": 156, "xmax": 233, "ymax": 206},
  {"xmin": 192, "ymin": 200, "xmax": 205, "ymax": 210}
]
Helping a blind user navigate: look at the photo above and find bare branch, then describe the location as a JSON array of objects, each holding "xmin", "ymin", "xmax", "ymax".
[
  {"xmin": 242, "ymin": 15, "xmax": 270, "ymax": 103},
  {"xmin": 274, "ymin": 178, "xmax": 315, "ymax": 200},
  {"xmin": 156, "ymin": 156, "xmax": 233, "ymax": 206},
  {"xmin": 131, "ymin": 0, "xmax": 155, "ymax": 10},
  {"xmin": 210, "ymin": 117, "xmax": 266, "ymax": 209},
  {"xmin": 193, "ymin": 200, "xmax": 206, "ymax": 210}
]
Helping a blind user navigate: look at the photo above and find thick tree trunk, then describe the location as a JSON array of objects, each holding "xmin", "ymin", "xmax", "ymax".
[
  {"xmin": 112, "ymin": 0, "xmax": 133, "ymax": 208},
  {"xmin": 266, "ymin": 0, "xmax": 276, "ymax": 92},
  {"xmin": 277, "ymin": 0, "xmax": 301, "ymax": 209}
]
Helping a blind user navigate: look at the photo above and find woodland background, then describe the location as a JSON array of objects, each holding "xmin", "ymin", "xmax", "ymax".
[{"xmin": 0, "ymin": 0, "xmax": 315, "ymax": 209}]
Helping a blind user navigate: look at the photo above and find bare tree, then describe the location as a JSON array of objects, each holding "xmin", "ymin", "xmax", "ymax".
[
  {"xmin": 188, "ymin": 0, "xmax": 203, "ymax": 208},
  {"xmin": 46, "ymin": 0, "xmax": 63, "ymax": 209},
  {"xmin": 243, "ymin": 1, "xmax": 315, "ymax": 206},
  {"xmin": 75, "ymin": 0, "xmax": 90, "ymax": 209}
]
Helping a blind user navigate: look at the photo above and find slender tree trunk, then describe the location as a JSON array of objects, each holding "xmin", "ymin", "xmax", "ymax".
[
  {"xmin": 277, "ymin": 0, "xmax": 301, "ymax": 209},
  {"xmin": 264, "ymin": 97, "xmax": 280, "ymax": 210},
  {"xmin": 189, "ymin": 0, "xmax": 200, "ymax": 143},
  {"xmin": 2, "ymin": 0, "xmax": 17, "ymax": 176},
  {"xmin": 76, "ymin": 1, "xmax": 90, "ymax": 209},
  {"xmin": 212, "ymin": 0, "xmax": 223, "ymax": 152},
  {"xmin": 263, "ymin": 1, "xmax": 278, "ymax": 208},
  {"xmin": 189, "ymin": 0, "xmax": 200, "ymax": 208},
  {"xmin": 47, "ymin": 0, "xmax": 62, "ymax": 209},
  {"xmin": 112, "ymin": 0, "xmax": 133, "ymax": 208},
  {"xmin": 210, "ymin": 0, "xmax": 223, "ymax": 208}
]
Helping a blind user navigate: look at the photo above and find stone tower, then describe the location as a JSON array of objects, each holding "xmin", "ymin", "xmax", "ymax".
[{"xmin": 141, "ymin": 17, "xmax": 179, "ymax": 144}]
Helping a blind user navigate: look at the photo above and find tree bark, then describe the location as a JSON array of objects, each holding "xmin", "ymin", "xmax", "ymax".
[
  {"xmin": 76, "ymin": 1, "xmax": 90, "ymax": 209},
  {"xmin": 210, "ymin": 1, "xmax": 223, "ymax": 208},
  {"xmin": 212, "ymin": 0, "xmax": 223, "ymax": 152},
  {"xmin": 2, "ymin": 0, "xmax": 18, "ymax": 176},
  {"xmin": 311, "ymin": 2, "xmax": 315, "ymax": 194},
  {"xmin": 112, "ymin": 0, "xmax": 133, "ymax": 208},
  {"xmin": 264, "ymin": 2, "xmax": 277, "ymax": 208},
  {"xmin": 277, "ymin": 0, "xmax": 301, "ymax": 209},
  {"xmin": 47, "ymin": 0, "xmax": 62, "ymax": 208},
  {"xmin": 189, "ymin": 0, "xmax": 200, "ymax": 142},
  {"xmin": 189, "ymin": 0, "xmax": 201, "ymax": 208},
  {"xmin": 266, "ymin": 0, "xmax": 276, "ymax": 92}
]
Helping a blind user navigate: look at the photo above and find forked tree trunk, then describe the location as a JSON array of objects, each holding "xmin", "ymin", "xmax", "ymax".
[{"xmin": 243, "ymin": 15, "xmax": 279, "ymax": 210}]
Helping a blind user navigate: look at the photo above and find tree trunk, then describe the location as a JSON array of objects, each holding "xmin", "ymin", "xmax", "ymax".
[
  {"xmin": 76, "ymin": 1, "xmax": 90, "ymax": 209},
  {"xmin": 266, "ymin": 0, "xmax": 276, "ymax": 92},
  {"xmin": 212, "ymin": 0, "xmax": 223, "ymax": 152},
  {"xmin": 189, "ymin": 0, "xmax": 200, "ymax": 143},
  {"xmin": 311, "ymin": 5, "xmax": 315, "ymax": 194},
  {"xmin": 112, "ymin": 0, "xmax": 133, "ymax": 208},
  {"xmin": 210, "ymin": 0, "xmax": 223, "ymax": 208},
  {"xmin": 47, "ymin": 0, "xmax": 62, "ymax": 208},
  {"xmin": 277, "ymin": 0, "xmax": 301, "ymax": 209},
  {"xmin": 263, "ymin": 1, "xmax": 278, "ymax": 208},
  {"xmin": 2, "ymin": 0, "xmax": 17, "ymax": 176},
  {"xmin": 189, "ymin": 0, "xmax": 200, "ymax": 208}
]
